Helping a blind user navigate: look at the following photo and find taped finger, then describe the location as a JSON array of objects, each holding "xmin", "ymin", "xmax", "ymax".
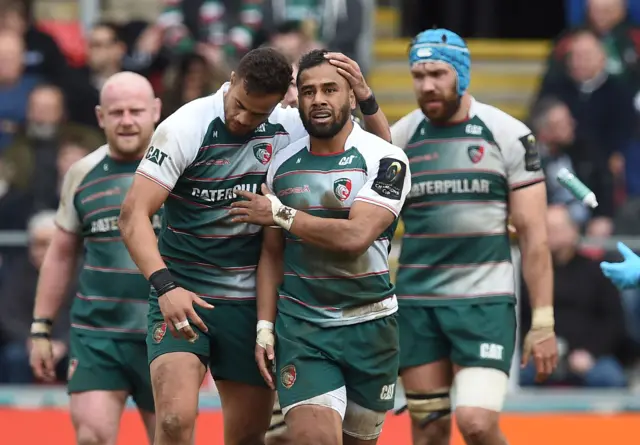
[{"xmin": 174, "ymin": 320, "xmax": 190, "ymax": 330}]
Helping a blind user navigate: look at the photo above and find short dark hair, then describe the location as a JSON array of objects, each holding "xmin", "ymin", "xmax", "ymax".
[
  {"xmin": 92, "ymin": 21, "xmax": 125, "ymax": 43},
  {"xmin": 236, "ymin": 47, "xmax": 293, "ymax": 97},
  {"xmin": 296, "ymin": 49, "xmax": 330, "ymax": 87}
]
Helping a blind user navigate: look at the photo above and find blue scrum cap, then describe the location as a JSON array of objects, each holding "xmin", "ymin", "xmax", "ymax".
[{"xmin": 409, "ymin": 28, "xmax": 471, "ymax": 96}]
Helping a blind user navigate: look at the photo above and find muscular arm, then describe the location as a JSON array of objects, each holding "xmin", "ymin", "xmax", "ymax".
[
  {"xmin": 119, "ymin": 175, "xmax": 170, "ymax": 278},
  {"xmin": 32, "ymin": 228, "xmax": 81, "ymax": 320},
  {"xmin": 256, "ymin": 227, "xmax": 285, "ymax": 323},
  {"xmin": 289, "ymin": 201, "xmax": 396, "ymax": 257},
  {"xmin": 510, "ymin": 182, "xmax": 553, "ymax": 309}
]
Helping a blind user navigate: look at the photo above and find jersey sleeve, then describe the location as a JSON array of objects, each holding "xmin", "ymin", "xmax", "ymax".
[
  {"xmin": 503, "ymin": 129, "xmax": 546, "ymax": 190},
  {"xmin": 55, "ymin": 164, "xmax": 83, "ymax": 233},
  {"xmin": 390, "ymin": 109, "xmax": 423, "ymax": 149},
  {"xmin": 136, "ymin": 115, "xmax": 201, "ymax": 191},
  {"xmin": 355, "ymin": 143, "xmax": 411, "ymax": 217}
]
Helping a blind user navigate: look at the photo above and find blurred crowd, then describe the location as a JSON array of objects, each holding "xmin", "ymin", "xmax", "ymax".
[{"xmin": 1, "ymin": 0, "xmax": 640, "ymax": 393}]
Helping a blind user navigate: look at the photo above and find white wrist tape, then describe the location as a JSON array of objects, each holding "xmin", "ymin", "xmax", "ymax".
[
  {"xmin": 265, "ymin": 193, "xmax": 297, "ymax": 231},
  {"xmin": 30, "ymin": 321, "xmax": 52, "ymax": 336},
  {"xmin": 256, "ymin": 320, "xmax": 275, "ymax": 350},
  {"xmin": 532, "ymin": 306, "xmax": 555, "ymax": 328},
  {"xmin": 256, "ymin": 320, "xmax": 274, "ymax": 332}
]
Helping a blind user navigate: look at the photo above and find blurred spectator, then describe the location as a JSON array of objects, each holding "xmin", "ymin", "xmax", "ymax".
[
  {"xmin": 1, "ymin": 85, "xmax": 103, "ymax": 210},
  {"xmin": 156, "ymin": 0, "xmax": 263, "ymax": 66},
  {"xmin": 268, "ymin": 21, "xmax": 311, "ymax": 63},
  {"xmin": 261, "ymin": 0, "xmax": 367, "ymax": 69},
  {"xmin": 160, "ymin": 53, "xmax": 224, "ymax": 121},
  {"xmin": 0, "ymin": 30, "xmax": 40, "ymax": 152},
  {"xmin": 559, "ymin": 0, "xmax": 640, "ymax": 87},
  {"xmin": 65, "ymin": 22, "xmax": 127, "ymax": 128},
  {"xmin": 530, "ymin": 97, "xmax": 614, "ymax": 233},
  {"xmin": 535, "ymin": 30, "xmax": 636, "ymax": 171},
  {"xmin": 520, "ymin": 205, "xmax": 627, "ymax": 388},
  {"xmin": 120, "ymin": 21, "xmax": 171, "ymax": 93},
  {"xmin": 567, "ymin": 0, "xmax": 640, "ymax": 26},
  {"xmin": 0, "ymin": 210, "xmax": 71, "ymax": 384},
  {"xmin": 0, "ymin": 0, "xmax": 71, "ymax": 86}
]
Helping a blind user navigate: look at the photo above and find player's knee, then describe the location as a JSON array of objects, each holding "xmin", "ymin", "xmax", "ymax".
[
  {"xmin": 342, "ymin": 401, "xmax": 385, "ymax": 441},
  {"xmin": 158, "ymin": 411, "xmax": 193, "ymax": 443},
  {"xmin": 75, "ymin": 424, "xmax": 113, "ymax": 445},
  {"xmin": 455, "ymin": 407, "xmax": 498, "ymax": 442}
]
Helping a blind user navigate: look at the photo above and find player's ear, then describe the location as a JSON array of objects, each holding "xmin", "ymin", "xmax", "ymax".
[
  {"xmin": 95, "ymin": 105, "xmax": 105, "ymax": 129},
  {"xmin": 153, "ymin": 98, "xmax": 162, "ymax": 123},
  {"xmin": 349, "ymin": 89, "xmax": 356, "ymax": 111}
]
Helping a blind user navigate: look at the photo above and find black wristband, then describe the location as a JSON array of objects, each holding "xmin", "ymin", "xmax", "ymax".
[
  {"xmin": 33, "ymin": 318, "xmax": 53, "ymax": 326},
  {"xmin": 30, "ymin": 332, "xmax": 51, "ymax": 339},
  {"xmin": 358, "ymin": 93, "xmax": 379, "ymax": 116},
  {"xmin": 149, "ymin": 268, "xmax": 178, "ymax": 297}
]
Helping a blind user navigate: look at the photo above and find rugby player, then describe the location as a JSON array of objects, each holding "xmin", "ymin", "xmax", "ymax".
[
  {"xmin": 390, "ymin": 29, "xmax": 558, "ymax": 445},
  {"xmin": 29, "ymin": 72, "xmax": 162, "ymax": 445},
  {"xmin": 229, "ymin": 48, "xmax": 411, "ymax": 445},
  {"xmin": 118, "ymin": 47, "xmax": 391, "ymax": 445}
]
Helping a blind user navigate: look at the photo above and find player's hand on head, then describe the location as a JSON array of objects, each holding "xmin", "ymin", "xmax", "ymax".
[
  {"xmin": 158, "ymin": 287, "xmax": 213, "ymax": 342},
  {"xmin": 324, "ymin": 52, "xmax": 372, "ymax": 101},
  {"xmin": 229, "ymin": 184, "xmax": 277, "ymax": 226},
  {"xmin": 521, "ymin": 329, "xmax": 558, "ymax": 383},
  {"xmin": 600, "ymin": 242, "xmax": 640, "ymax": 289},
  {"xmin": 28, "ymin": 336, "xmax": 56, "ymax": 382}
]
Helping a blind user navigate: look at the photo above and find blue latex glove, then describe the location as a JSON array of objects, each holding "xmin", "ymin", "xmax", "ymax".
[{"xmin": 600, "ymin": 242, "xmax": 640, "ymax": 289}]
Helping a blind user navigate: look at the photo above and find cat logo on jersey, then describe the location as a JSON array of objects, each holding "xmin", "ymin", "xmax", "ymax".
[
  {"xmin": 333, "ymin": 178, "xmax": 352, "ymax": 201},
  {"xmin": 145, "ymin": 146, "xmax": 169, "ymax": 166},
  {"xmin": 467, "ymin": 145, "xmax": 485, "ymax": 163},
  {"xmin": 67, "ymin": 358, "xmax": 78, "ymax": 381},
  {"xmin": 280, "ymin": 364, "xmax": 296, "ymax": 389},
  {"xmin": 152, "ymin": 322, "xmax": 167, "ymax": 343},
  {"xmin": 253, "ymin": 143, "xmax": 273, "ymax": 165}
]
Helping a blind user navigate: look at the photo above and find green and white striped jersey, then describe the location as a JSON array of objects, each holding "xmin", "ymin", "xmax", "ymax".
[
  {"xmin": 137, "ymin": 83, "xmax": 307, "ymax": 304},
  {"xmin": 56, "ymin": 145, "xmax": 163, "ymax": 338},
  {"xmin": 267, "ymin": 124, "xmax": 411, "ymax": 326},
  {"xmin": 391, "ymin": 98, "xmax": 545, "ymax": 306}
]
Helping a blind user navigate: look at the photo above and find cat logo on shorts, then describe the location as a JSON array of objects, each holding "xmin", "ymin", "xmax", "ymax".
[
  {"xmin": 333, "ymin": 178, "xmax": 352, "ymax": 201},
  {"xmin": 280, "ymin": 364, "xmax": 296, "ymax": 389},
  {"xmin": 253, "ymin": 143, "xmax": 273, "ymax": 165},
  {"xmin": 152, "ymin": 322, "xmax": 167, "ymax": 343},
  {"xmin": 67, "ymin": 358, "xmax": 78, "ymax": 381}
]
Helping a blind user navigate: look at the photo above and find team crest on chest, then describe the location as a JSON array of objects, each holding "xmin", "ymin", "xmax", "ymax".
[
  {"xmin": 467, "ymin": 145, "xmax": 485, "ymax": 164},
  {"xmin": 333, "ymin": 178, "xmax": 352, "ymax": 201},
  {"xmin": 253, "ymin": 142, "xmax": 273, "ymax": 165},
  {"xmin": 280, "ymin": 364, "xmax": 296, "ymax": 389}
]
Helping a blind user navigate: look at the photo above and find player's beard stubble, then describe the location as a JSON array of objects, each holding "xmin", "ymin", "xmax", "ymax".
[
  {"xmin": 419, "ymin": 85, "xmax": 461, "ymax": 124},
  {"xmin": 300, "ymin": 101, "xmax": 352, "ymax": 139}
]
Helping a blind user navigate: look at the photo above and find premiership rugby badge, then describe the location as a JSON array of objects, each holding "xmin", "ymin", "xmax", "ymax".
[
  {"xmin": 152, "ymin": 322, "xmax": 167, "ymax": 344},
  {"xmin": 333, "ymin": 178, "xmax": 352, "ymax": 201},
  {"xmin": 467, "ymin": 145, "xmax": 485, "ymax": 164},
  {"xmin": 67, "ymin": 358, "xmax": 78, "ymax": 381},
  {"xmin": 280, "ymin": 364, "xmax": 296, "ymax": 389},
  {"xmin": 253, "ymin": 143, "xmax": 273, "ymax": 165}
]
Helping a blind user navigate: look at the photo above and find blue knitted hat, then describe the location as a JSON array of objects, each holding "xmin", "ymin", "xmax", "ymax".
[{"xmin": 409, "ymin": 29, "xmax": 471, "ymax": 96}]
